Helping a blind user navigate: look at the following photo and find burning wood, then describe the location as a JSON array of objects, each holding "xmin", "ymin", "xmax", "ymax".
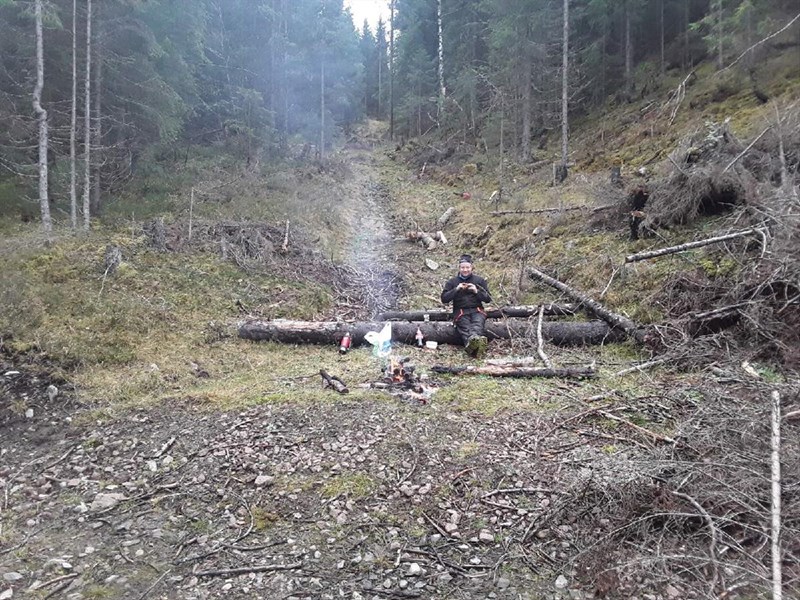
[{"xmin": 358, "ymin": 357, "xmax": 435, "ymax": 404}]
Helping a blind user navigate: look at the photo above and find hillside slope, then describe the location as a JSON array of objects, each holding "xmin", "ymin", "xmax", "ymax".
[{"xmin": 1, "ymin": 57, "xmax": 799, "ymax": 600}]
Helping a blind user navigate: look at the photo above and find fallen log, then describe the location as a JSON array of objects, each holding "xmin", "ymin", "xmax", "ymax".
[
  {"xmin": 238, "ymin": 319, "xmax": 626, "ymax": 347},
  {"xmin": 377, "ymin": 303, "xmax": 578, "ymax": 322},
  {"xmin": 624, "ymin": 228, "xmax": 766, "ymax": 263},
  {"xmin": 431, "ymin": 365, "xmax": 595, "ymax": 379},
  {"xmin": 529, "ymin": 267, "xmax": 645, "ymax": 343}
]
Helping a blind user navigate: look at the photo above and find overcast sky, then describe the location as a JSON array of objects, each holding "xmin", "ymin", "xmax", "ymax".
[{"xmin": 344, "ymin": 0, "xmax": 390, "ymax": 33}]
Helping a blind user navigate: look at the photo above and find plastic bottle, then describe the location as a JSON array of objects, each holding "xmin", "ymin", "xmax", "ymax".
[
  {"xmin": 415, "ymin": 326, "xmax": 424, "ymax": 347},
  {"xmin": 338, "ymin": 332, "xmax": 352, "ymax": 354}
]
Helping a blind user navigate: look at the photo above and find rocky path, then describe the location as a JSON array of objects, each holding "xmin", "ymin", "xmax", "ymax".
[{"xmin": 334, "ymin": 149, "xmax": 403, "ymax": 320}]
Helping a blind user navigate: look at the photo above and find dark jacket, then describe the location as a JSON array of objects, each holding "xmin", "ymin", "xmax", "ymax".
[{"xmin": 441, "ymin": 273, "xmax": 491, "ymax": 313}]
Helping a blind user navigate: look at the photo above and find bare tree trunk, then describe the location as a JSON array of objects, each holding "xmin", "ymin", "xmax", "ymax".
[
  {"xmin": 683, "ymin": 0, "xmax": 689, "ymax": 70},
  {"xmin": 70, "ymin": 0, "xmax": 78, "ymax": 229},
  {"xmin": 82, "ymin": 0, "xmax": 93, "ymax": 231},
  {"xmin": 521, "ymin": 55, "xmax": 531, "ymax": 161},
  {"xmin": 377, "ymin": 39, "xmax": 382, "ymax": 118},
  {"xmin": 33, "ymin": 0, "xmax": 52, "ymax": 236},
  {"xmin": 389, "ymin": 0, "xmax": 395, "ymax": 140},
  {"xmin": 716, "ymin": 0, "xmax": 724, "ymax": 69},
  {"xmin": 437, "ymin": 0, "xmax": 445, "ymax": 120},
  {"xmin": 660, "ymin": 0, "xmax": 665, "ymax": 76},
  {"xmin": 319, "ymin": 55, "xmax": 325, "ymax": 161},
  {"xmin": 624, "ymin": 2, "xmax": 633, "ymax": 100},
  {"xmin": 91, "ymin": 5, "xmax": 102, "ymax": 216},
  {"xmin": 561, "ymin": 0, "xmax": 569, "ymax": 174}
]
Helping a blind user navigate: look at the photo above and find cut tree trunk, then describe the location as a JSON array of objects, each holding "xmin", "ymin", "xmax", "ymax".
[
  {"xmin": 377, "ymin": 304, "xmax": 577, "ymax": 322},
  {"xmin": 406, "ymin": 231, "xmax": 437, "ymax": 250},
  {"xmin": 431, "ymin": 365, "xmax": 595, "ymax": 379},
  {"xmin": 437, "ymin": 206, "xmax": 456, "ymax": 227},
  {"xmin": 529, "ymin": 267, "xmax": 645, "ymax": 343},
  {"xmin": 238, "ymin": 319, "xmax": 625, "ymax": 347}
]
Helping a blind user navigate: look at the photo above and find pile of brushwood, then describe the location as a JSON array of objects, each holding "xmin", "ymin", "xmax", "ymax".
[{"xmin": 592, "ymin": 117, "xmax": 800, "ymax": 371}]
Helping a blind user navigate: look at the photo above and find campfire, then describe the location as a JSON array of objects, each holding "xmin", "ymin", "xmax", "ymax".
[{"xmin": 371, "ymin": 356, "xmax": 434, "ymax": 404}]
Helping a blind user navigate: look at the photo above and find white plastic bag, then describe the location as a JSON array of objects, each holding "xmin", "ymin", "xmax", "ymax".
[{"xmin": 364, "ymin": 322, "xmax": 392, "ymax": 358}]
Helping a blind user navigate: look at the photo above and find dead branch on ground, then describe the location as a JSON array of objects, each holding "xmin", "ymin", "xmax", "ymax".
[
  {"xmin": 431, "ymin": 364, "xmax": 595, "ymax": 379},
  {"xmin": 624, "ymin": 228, "xmax": 766, "ymax": 263}
]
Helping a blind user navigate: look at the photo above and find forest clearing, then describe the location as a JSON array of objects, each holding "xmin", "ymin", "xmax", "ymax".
[{"xmin": 1, "ymin": 1, "xmax": 799, "ymax": 599}]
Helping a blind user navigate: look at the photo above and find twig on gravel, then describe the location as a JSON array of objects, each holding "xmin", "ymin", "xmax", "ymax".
[
  {"xmin": 151, "ymin": 436, "xmax": 176, "ymax": 459},
  {"xmin": 42, "ymin": 443, "xmax": 79, "ymax": 471},
  {"xmin": 482, "ymin": 487, "xmax": 553, "ymax": 499},
  {"xmin": 30, "ymin": 573, "xmax": 78, "ymax": 591},
  {"xmin": 397, "ymin": 441, "xmax": 418, "ymax": 487},
  {"xmin": 136, "ymin": 569, "xmax": 172, "ymax": 600},
  {"xmin": 43, "ymin": 580, "xmax": 76, "ymax": 600},
  {"xmin": 421, "ymin": 511, "xmax": 452, "ymax": 539},
  {"xmin": 194, "ymin": 561, "xmax": 303, "ymax": 578}
]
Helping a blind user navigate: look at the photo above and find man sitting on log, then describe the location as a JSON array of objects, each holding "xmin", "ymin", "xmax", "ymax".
[{"xmin": 441, "ymin": 254, "xmax": 492, "ymax": 358}]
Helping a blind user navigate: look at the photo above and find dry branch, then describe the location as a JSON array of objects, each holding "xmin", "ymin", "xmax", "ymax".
[
  {"xmin": 320, "ymin": 369, "xmax": 348, "ymax": 394},
  {"xmin": 377, "ymin": 303, "xmax": 577, "ymax": 321},
  {"xmin": 529, "ymin": 268, "xmax": 645, "ymax": 343},
  {"xmin": 195, "ymin": 561, "xmax": 303, "ymax": 578},
  {"xmin": 431, "ymin": 364, "xmax": 595, "ymax": 379},
  {"xmin": 624, "ymin": 228, "xmax": 765, "ymax": 263},
  {"xmin": 723, "ymin": 126, "xmax": 771, "ymax": 173},
  {"xmin": 239, "ymin": 319, "xmax": 626, "ymax": 347},
  {"xmin": 491, "ymin": 205, "xmax": 589, "ymax": 216},
  {"xmin": 722, "ymin": 12, "xmax": 800, "ymax": 72}
]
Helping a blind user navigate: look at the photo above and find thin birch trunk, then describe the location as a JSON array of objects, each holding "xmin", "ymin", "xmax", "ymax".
[
  {"xmin": 771, "ymin": 390, "xmax": 782, "ymax": 600},
  {"xmin": 70, "ymin": 0, "xmax": 78, "ymax": 229},
  {"xmin": 34, "ymin": 0, "xmax": 52, "ymax": 235},
  {"xmin": 319, "ymin": 55, "xmax": 325, "ymax": 160},
  {"xmin": 92, "ymin": 5, "xmax": 102, "ymax": 215},
  {"xmin": 82, "ymin": 0, "xmax": 93, "ymax": 231},
  {"xmin": 561, "ymin": 0, "xmax": 569, "ymax": 171},
  {"xmin": 437, "ymin": 0, "xmax": 445, "ymax": 120},
  {"xmin": 389, "ymin": 0, "xmax": 395, "ymax": 140}
]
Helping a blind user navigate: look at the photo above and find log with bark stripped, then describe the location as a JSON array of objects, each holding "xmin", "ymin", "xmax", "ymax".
[
  {"xmin": 529, "ymin": 267, "xmax": 646, "ymax": 343},
  {"xmin": 238, "ymin": 319, "xmax": 625, "ymax": 347},
  {"xmin": 377, "ymin": 304, "xmax": 578, "ymax": 322}
]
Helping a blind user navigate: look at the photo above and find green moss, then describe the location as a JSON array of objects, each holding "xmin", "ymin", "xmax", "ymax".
[{"xmin": 320, "ymin": 473, "xmax": 378, "ymax": 500}]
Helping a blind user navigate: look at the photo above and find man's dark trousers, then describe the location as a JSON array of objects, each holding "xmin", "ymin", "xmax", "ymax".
[{"xmin": 454, "ymin": 309, "xmax": 486, "ymax": 345}]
